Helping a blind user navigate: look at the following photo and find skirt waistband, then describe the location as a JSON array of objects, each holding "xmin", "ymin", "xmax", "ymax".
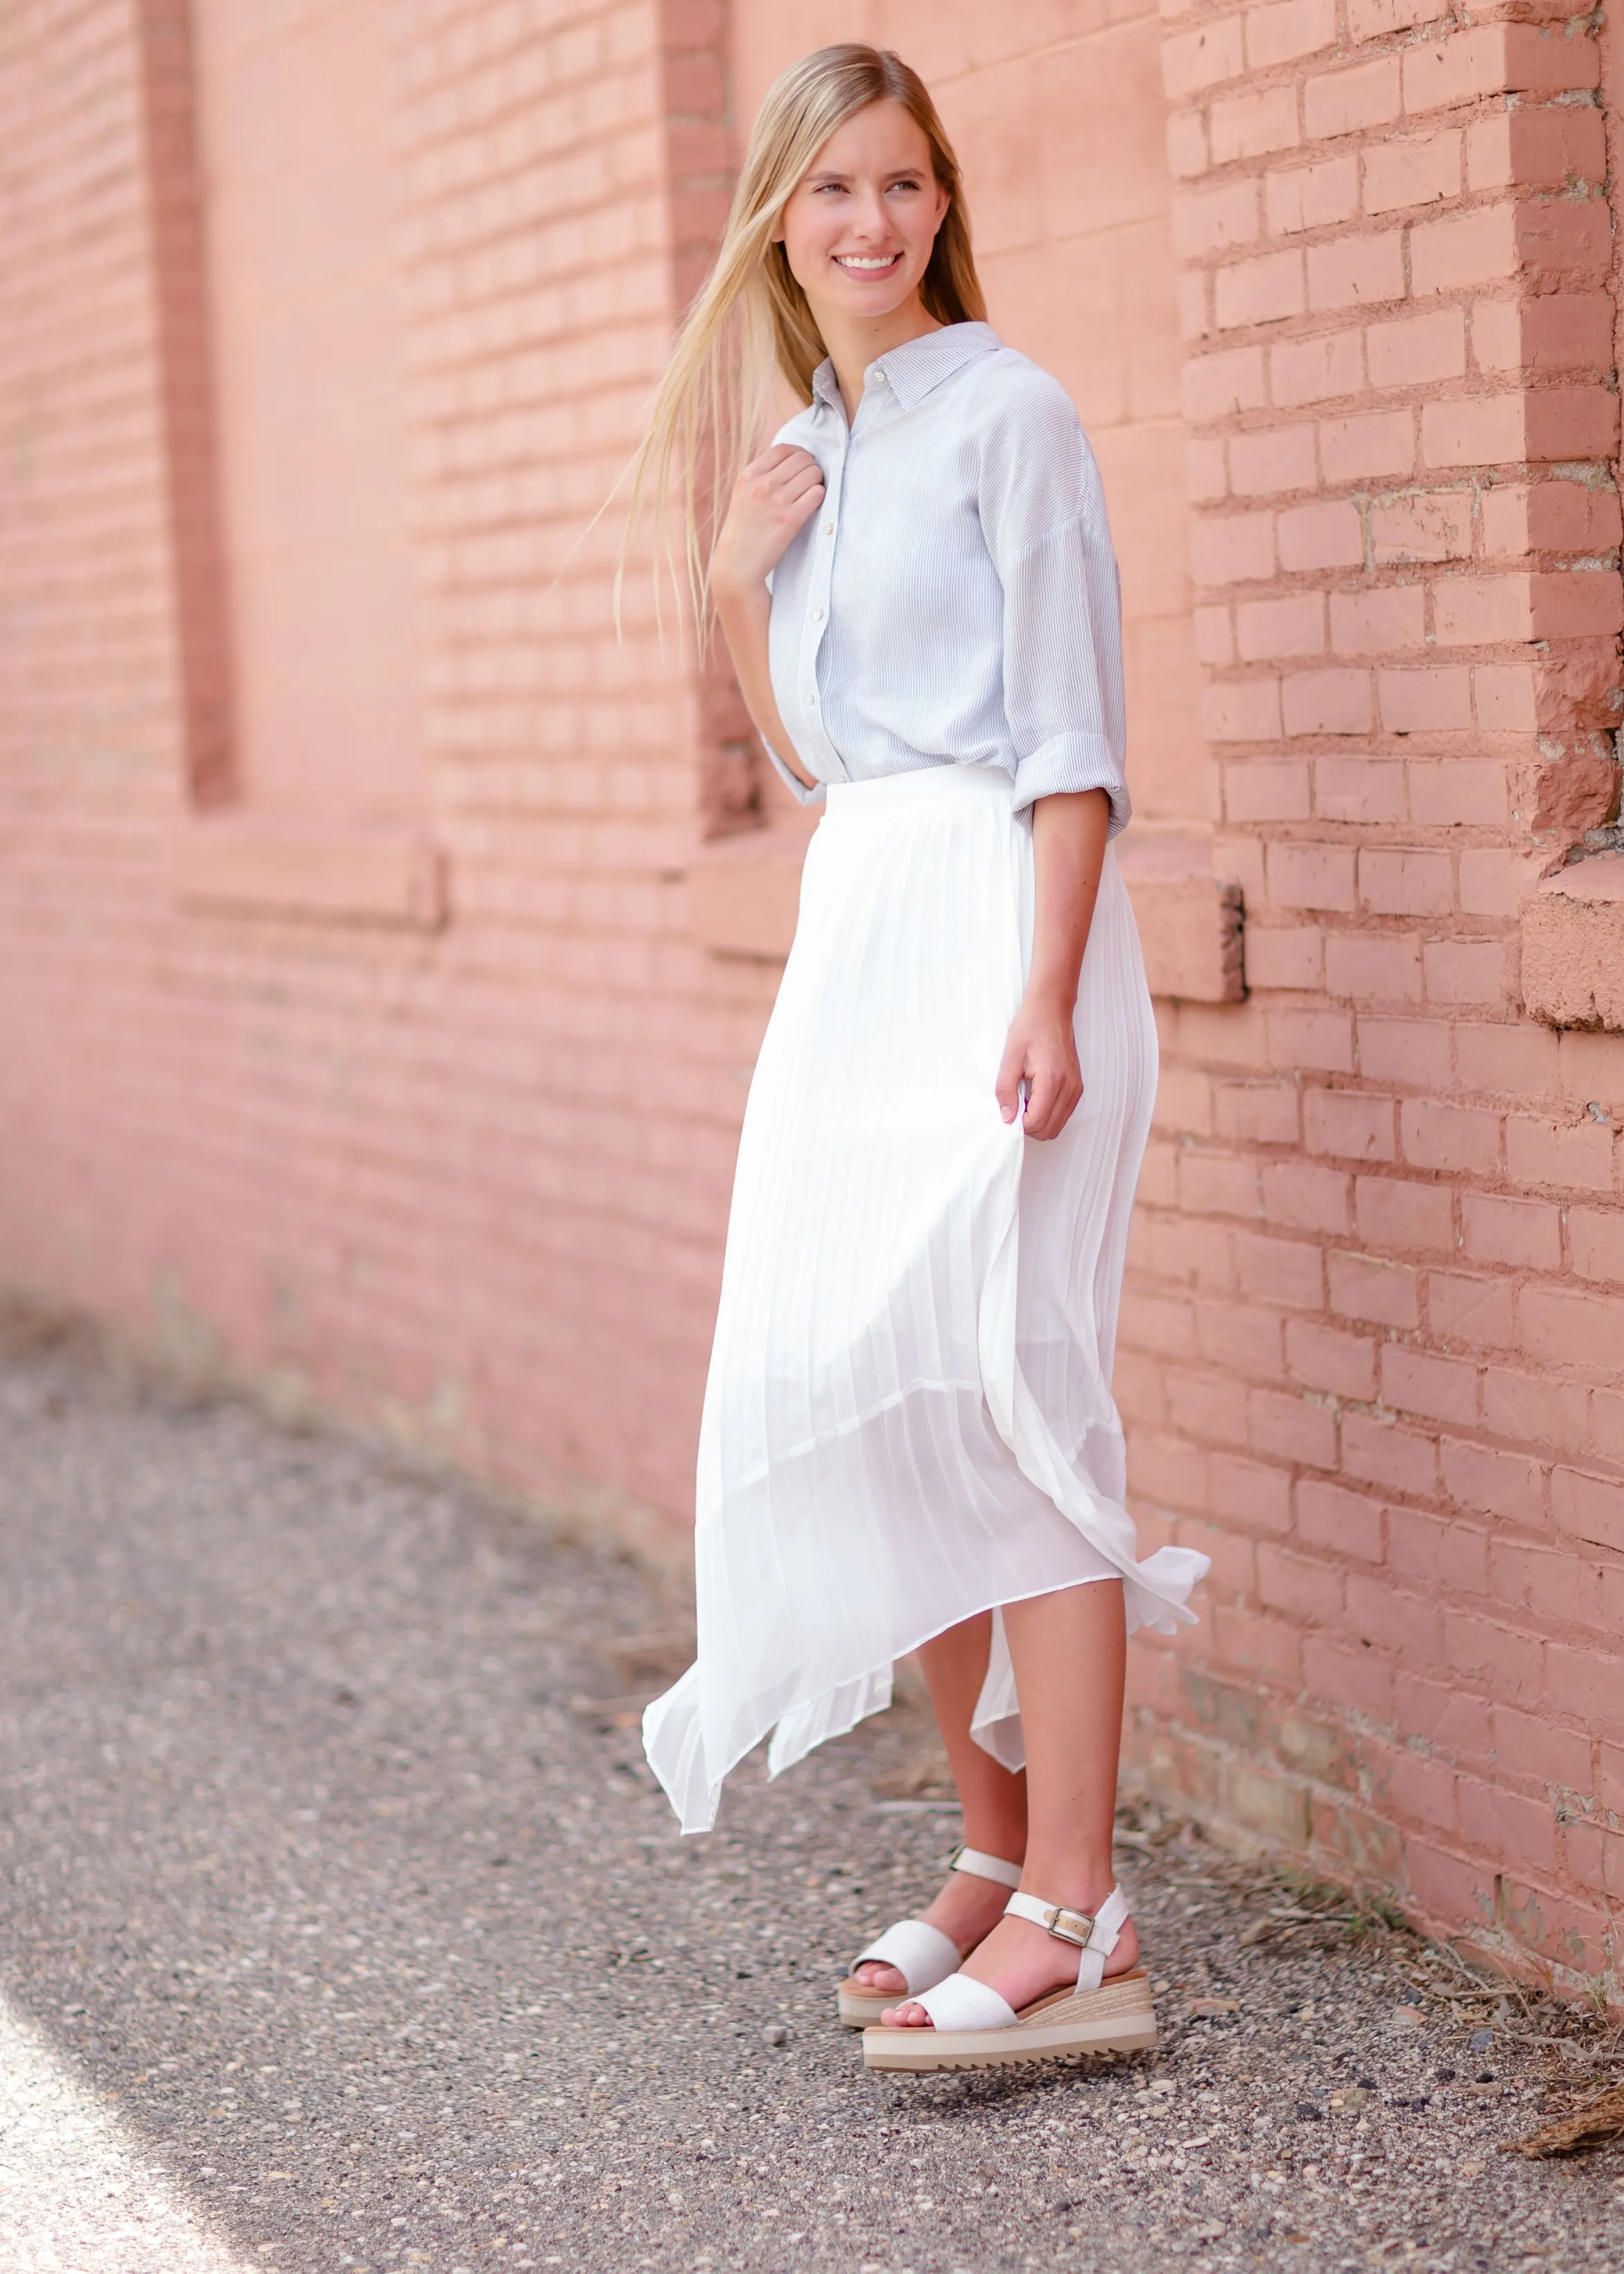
[{"xmin": 823, "ymin": 762, "xmax": 1015, "ymax": 818}]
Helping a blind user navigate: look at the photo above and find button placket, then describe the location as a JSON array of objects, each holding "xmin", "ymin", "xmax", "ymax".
[{"xmin": 801, "ymin": 428, "xmax": 847, "ymax": 776}]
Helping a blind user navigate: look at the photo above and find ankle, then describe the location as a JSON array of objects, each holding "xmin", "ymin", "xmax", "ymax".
[{"xmin": 1019, "ymin": 1855, "xmax": 1116, "ymax": 1909}]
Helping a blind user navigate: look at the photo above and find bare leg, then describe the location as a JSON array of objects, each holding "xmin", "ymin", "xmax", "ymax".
[
  {"xmin": 884, "ymin": 1580, "xmax": 1138, "ymax": 2025},
  {"xmin": 851, "ymin": 1612, "xmax": 1027, "ymax": 1993}
]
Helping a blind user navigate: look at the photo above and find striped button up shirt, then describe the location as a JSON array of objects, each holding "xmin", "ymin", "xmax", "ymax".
[{"xmin": 763, "ymin": 321, "xmax": 1130, "ymax": 835}]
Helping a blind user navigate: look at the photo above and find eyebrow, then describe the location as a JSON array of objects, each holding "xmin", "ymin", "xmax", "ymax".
[{"xmin": 803, "ymin": 166, "xmax": 926, "ymax": 186}]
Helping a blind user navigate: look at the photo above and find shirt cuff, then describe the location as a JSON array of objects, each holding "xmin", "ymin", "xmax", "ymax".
[
  {"xmin": 761, "ymin": 736, "xmax": 826, "ymax": 807},
  {"xmin": 1011, "ymin": 733, "xmax": 1131, "ymax": 837}
]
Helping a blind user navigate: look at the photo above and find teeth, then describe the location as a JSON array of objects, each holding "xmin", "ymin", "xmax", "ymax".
[{"xmin": 837, "ymin": 256, "xmax": 898, "ymax": 270}]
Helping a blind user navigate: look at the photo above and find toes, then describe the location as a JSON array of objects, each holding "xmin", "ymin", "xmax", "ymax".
[{"xmin": 880, "ymin": 2002, "xmax": 933, "ymax": 2031}]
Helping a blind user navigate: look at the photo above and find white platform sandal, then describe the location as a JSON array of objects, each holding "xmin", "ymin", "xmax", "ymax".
[
  {"xmin": 861, "ymin": 1883, "xmax": 1158, "ymax": 2071},
  {"xmin": 835, "ymin": 1845, "xmax": 1023, "ymax": 2026}
]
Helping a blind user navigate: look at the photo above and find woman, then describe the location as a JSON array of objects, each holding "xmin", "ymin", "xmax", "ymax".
[{"xmin": 631, "ymin": 44, "xmax": 1207, "ymax": 2073}]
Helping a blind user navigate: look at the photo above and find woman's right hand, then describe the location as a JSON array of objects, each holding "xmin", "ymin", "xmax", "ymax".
[{"xmin": 710, "ymin": 444, "xmax": 826, "ymax": 598}]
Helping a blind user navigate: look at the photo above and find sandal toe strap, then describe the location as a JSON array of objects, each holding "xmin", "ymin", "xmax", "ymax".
[
  {"xmin": 913, "ymin": 1972, "xmax": 1018, "ymax": 2033},
  {"xmin": 850, "ymin": 1918, "xmax": 959, "ymax": 1995}
]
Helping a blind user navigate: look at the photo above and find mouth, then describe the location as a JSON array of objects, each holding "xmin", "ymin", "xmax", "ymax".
[{"xmin": 833, "ymin": 252, "xmax": 905, "ymax": 276}]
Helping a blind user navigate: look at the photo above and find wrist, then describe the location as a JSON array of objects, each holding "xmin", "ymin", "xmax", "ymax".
[{"xmin": 1022, "ymin": 976, "xmax": 1079, "ymax": 1018}]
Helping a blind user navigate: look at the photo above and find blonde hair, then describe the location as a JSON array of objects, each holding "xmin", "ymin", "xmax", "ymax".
[{"xmin": 620, "ymin": 43, "xmax": 985, "ymax": 631}]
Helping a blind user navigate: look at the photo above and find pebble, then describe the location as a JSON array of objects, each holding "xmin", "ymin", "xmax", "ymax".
[{"xmin": 2, "ymin": 1337, "xmax": 1623, "ymax": 2274}]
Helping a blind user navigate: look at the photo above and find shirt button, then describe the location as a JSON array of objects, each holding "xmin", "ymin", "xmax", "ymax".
[
  {"xmin": 823, "ymin": 520, "xmax": 835, "ymax": 535},
  {"xmin": 812, "ymin": 607, "xmax": 824, "ymax": 621},
  {"xmin": 807, "ymin": 693, "xmax": 818, "ymax": 709}
]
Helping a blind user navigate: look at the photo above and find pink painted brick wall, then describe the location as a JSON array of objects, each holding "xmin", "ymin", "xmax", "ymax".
[
  {"xmin": 1133, "ymin": 0, "xmax": 1623, "ymax": 1994},
  {"xmin": 0, "ymin": 0, "xmax": 1618, "ymax": 1994}
]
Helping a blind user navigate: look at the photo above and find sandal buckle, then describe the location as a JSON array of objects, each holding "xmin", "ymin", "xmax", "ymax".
[{"xmin": 1042, "ymin": 1904, "xmax": 1095, "ymax": 1947}]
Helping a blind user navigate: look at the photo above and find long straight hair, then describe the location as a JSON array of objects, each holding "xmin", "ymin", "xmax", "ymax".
[{"xmin": 619, "ymin": 44, "xmax": 986, "ymax": 632}]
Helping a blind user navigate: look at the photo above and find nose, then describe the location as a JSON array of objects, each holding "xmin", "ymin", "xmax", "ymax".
[{"xmin": 844, "ymin": 188, "xmax": 890, "ymax": 241}]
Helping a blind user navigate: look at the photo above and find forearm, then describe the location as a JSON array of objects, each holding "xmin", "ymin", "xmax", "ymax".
[
  {"xmin": 713, "ymin": 579, "xmax": 817, "ymax": 792},
  {"xmin": 1026, "ymin": 789, "xmax": 1110, "ymax": 1013}
]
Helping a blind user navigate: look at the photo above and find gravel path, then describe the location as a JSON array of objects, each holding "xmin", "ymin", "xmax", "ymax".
[{"xmin": 1, "ymin": 1335, "xmax": 1621, "ymax": 2274}]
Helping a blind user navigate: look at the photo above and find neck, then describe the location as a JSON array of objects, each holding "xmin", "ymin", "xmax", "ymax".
[{"xmin": 814, "ymin": 293, "xmax": 946, "ymax": 422}]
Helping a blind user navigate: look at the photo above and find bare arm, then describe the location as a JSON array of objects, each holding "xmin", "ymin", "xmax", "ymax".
[
  {"xmin": 710, "ymin": 444, "xmax": 826, "ymax": 792},
  {"xmin": 994, "ymin": 788, "xmax": 1111, "ymax": 1142}
]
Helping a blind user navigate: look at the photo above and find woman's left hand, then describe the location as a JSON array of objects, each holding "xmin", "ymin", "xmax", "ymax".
[{"xmin": 995, "ymin": 993, "xmax": 1083, "ymax": 1141}]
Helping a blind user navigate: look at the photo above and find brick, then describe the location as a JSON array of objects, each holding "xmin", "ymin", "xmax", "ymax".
[
  {"xmin": 1551, "ymin": 1466, "xmax": 1624, "ymax": 1556},
  {"xmin": 1302, "ymin": 1633, "xmax": 1396, "ymax": 1722},
  {"xmin": 1304, "ymin": 57, "xmax": 1401, "ymax": 142},
  {"xmin": 1460, "ymin": 1192, "xmax": 1560, "ymax": 1271},
  {"xmin": 1324, "ymin": 931, "xmax": 1422, "ymax": 1003},
  {"xmin": 1521, "ymin": 1285, "xmax": 1624, "ymax": 1373},
  {"xmin": 1268, "ymin": 841, "xmax": 1355, "ymax": 912},
  {"xmin": 1276, "ymin": 498, "xmax": 1365, "ymax": 571},
  {"xmin": 1196, "ymin": 1298, "xmax": 1289, "ymax": 1381},
  {"xmin": 1328, "ymin": 1246, "xmax": 1419, "ymax": 1328},
  {"xmin": 1399, "ymin": 1098, "xmax": 1500, "ymax": 1176},
  {"xmin": 1458, "ymin": 1779, "xmax": 1558, "ymax": 1875},
  {"xmin": 1243, "ymin": 0, "xmax": 1336, "ymax": 71},
  {"xmin": 1410, "ymin": 205, "xmax": 1518, "ymax": 300},
  {"xmin": 1408, "ymin": 762, "xmax": 1506, "ymax": 828},
  {"xmin": 1319, "ymin": 408, "xmax": 1415, "ymax": 483},
  {"xmin": 1359, "ymin": 849, "xmax": 1452, "ymax": 917},
  {"xmin": 1210, "ymin": 85, "xmax": 1302, "ymax": 166},
  {"xmin": 1427, "ymin": 1270, "xmax": 1516, "ymax": 1349},
  {"xmin": 1365, "ymin": 309, "xmax": 1466, "ymax": 391},
  {"xmin": 1178, "ymin": 1147, "xmax": 1261, "ymax": 1218},
  {"xmin": 1455, "ymin": 1021, "xmax": 1559, "ymax": 1100},
  {"xmin": 1389, "ymin": 1508, "xmax": 1489, "ymax": 1595},
  {"xmin": 1504, "ymin": 1114, "xmax": 1614, "ymax": 1192},
  {"xmin": 1565, "ymin": 1821, "xmax": 1624, "ymax": 1902},
  {"xmin": 1481, "ymin": 1366, "xmax": 1590, "ymax": 1457},
  {"xmin": 1347, "ymin": 0, "xmax": 1438, "ymax": 34},
  {"xmin": 1304, "ymin": 1088, "xmax": 1396, "ymax": 1161},
  {"xmin": 1215, "ymin": 248, "xmax": 1306, "ymax": 330},
  {"xmin": 1440, "ymin": 1434, "xmax": 1544, "ymax": 1522},
  {"xmin": 1243, "ymin": 924, "xmax": 1322, "ymax": 989},
  {"xmin": 1569, "ymin": 1206, "xmax": 1624, "ymax": 1285},
  {"xmin": 1267, "ymin": 1007, "xmax": 1354, "ymax": 1075},
  {"xmin": 1182, "ymin": 347, "xmax": 1267, "ymax": 424},
  {"xmin": 1329, "ymin": 587, "xmax": 1425, "ymax": 655},
  {"xmin": 1548, "ymin": 1642, "xmax": 1624, "ymax": 1728},
  {"xmin": 1369, "ymin": 491, "xmax": 1473, "ymax": 566},
  {"xmin": 1357, "ymin": 1016, "xmax": 1455, "ymax": 1089},
  {"xmin": 1282, "ymin": 670, "xmax": 1372, "ymax": 736},
  {"xmin": 1260, "ymin": 1155, "xmax": 1352, "ymax": 1230},
  {"xmin": 1232, "ymin": 1229, "xmax": 1326, "ymax": 1306},
  {"xmin": 1208, "ymin": 1452, "xmax": 1294, "ymax": 1534},
  {"xmin": 1286, "ymin": 1315, "xmax": 1378, "ymax": 1400},
  {"xmin": 1381, "ymin": 1345, "xmax": 1481, "ymax": 1427},
  {"xmin": 1167, "ymin": 109, "xmax": 1210, "ymax": 182},
  {"xmin": 1307, "ymin": 230, "xmax": 1405, "ymax": 313},
  {"xmin": 1363, "ymin": 130, "xmax": 1460, "ymax": 218},
  {"xmin": 1396, "ymin": 1672, "xmax": 1493, "ymax": 1759},
  {"xmin": 1314, "ymin": 757, "xmax": 1406, "ymax": 824},
  {"xmin": 1346, "ymin": 1574, "xmax": 1441, "ymax": 1662},
  {"xmin": 1492, "ymin": 1705, "xmax": 1591, "ymax": 1794},
  {"xmin": 1251, "ymin": 1386, "xmax": 1338, "ymax": 1467},
  {"xmin": 1191, "ymin": 511, "xmax": 1275, "ymax": 585},
  {"xmin": 1162, "ymin": 17, "xmax": 1246, "ymax": 101},
  {"xmin": 1402, "ymin": 26, "xmax": 1602, "ymax": 119},
  {"xmin": 1297, "ymin": 1475, "xmax": 1385, "ymax": 1560},
  {"xmin": 1174, "ymin": 178, "xmax": 1261, "ymax": 260},
  {"xmin": 1265, "ymin": 155, "xmax": 1359, "ymax": 238},
  {"xmin": 1442, "ymin": 1613, "xmax": 1542, "ymax": 1705},
  {"xmin": 1236, "ymin": 590, "xmax": 1322, "ymax": 652},
  {"xmin": 1214, "ymin": 1078, "xmax": 1301, "ymax": 1143},
  {"xmin": 1270, "ymin": 329, "xmax": 1361, "ymax": 408},
  {"xmin": 1377, "ymin": 666, "xmax": 1472, "ymax": 733},
  {"xmin": 1422, "ymin": 939, "xmax": 1508, "ymax": 1007},
  {"xmin": 1355, "ymin": 1174, "xmax": 1454, "ymax": 1253},
  {"xmin": 1467, "ymin": 106, "xmax": 1608, "ymax": 198},
  {"xmin": 1223, "ymin": 760, "xmax": 1311, "ymax": 822},
  {"xmin": 1343, "ymin": 1410, "xmax": 1440, "ymax": 1496},
  {"xmin": 1378, "ymin": 1746, "xmax": 1459, "ymax": 1834},
  {"xmin": 1201, "ymin": 679, "xmax": 1284, "ymax": 740},
  {"xmin": 1420, "ymin": 394, "xmax": 1524, "ymax": 470}
]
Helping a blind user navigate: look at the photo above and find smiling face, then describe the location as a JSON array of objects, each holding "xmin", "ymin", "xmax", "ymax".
[{"xmin": 776, "ymin": 99, "xmax": 950, "ymax": 334}]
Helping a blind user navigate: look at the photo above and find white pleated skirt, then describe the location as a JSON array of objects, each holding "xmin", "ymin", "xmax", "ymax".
[{"xmin": 645, "ymin": 763, "xmax": 1210, "ymax": 1832}]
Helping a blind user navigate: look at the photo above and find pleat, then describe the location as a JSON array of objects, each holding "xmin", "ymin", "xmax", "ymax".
[{"xmin": 643, "ymin": 767, "xmax": 1209, "ymax": 1832}]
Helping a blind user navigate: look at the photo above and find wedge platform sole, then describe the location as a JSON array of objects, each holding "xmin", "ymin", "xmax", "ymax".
[{"xmin": 860, "ymin": 1970, "xmax": 1158, "ymax": 2073}]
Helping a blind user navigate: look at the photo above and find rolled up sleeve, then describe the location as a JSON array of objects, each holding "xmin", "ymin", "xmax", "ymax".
[{"xmin": 984, "ymin": 391, "xmax": 1131, "ymax": 834}]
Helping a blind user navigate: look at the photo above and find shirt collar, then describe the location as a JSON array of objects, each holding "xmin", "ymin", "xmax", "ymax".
[{"xmin": 810, "ymin": 321, "xmax": 1001, "ymax": 417}]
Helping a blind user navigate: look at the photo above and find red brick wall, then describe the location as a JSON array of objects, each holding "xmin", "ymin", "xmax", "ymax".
[{"xmin": 1127, "ymin": 0, "xmax": 1623, "ymax": 1991}]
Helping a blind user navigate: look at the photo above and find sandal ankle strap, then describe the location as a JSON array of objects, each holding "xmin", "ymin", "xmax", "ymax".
[
  {"xmin": 948, "ymin": 1843, "xmax": 1022, "ymax": 1890},
  {"xmin": 1004, "ymin": 1883, "xmax": 1131, "ymax": 1992}
]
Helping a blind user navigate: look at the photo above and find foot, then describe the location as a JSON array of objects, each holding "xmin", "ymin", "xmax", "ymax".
[
  {"xmin": 850, "ymin": 1861, "xmax": 1018, "ymax": 1997},
  {"xmin": 881, "ymin": 1899, "xmax": 1139, "ymax": 2029}
]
